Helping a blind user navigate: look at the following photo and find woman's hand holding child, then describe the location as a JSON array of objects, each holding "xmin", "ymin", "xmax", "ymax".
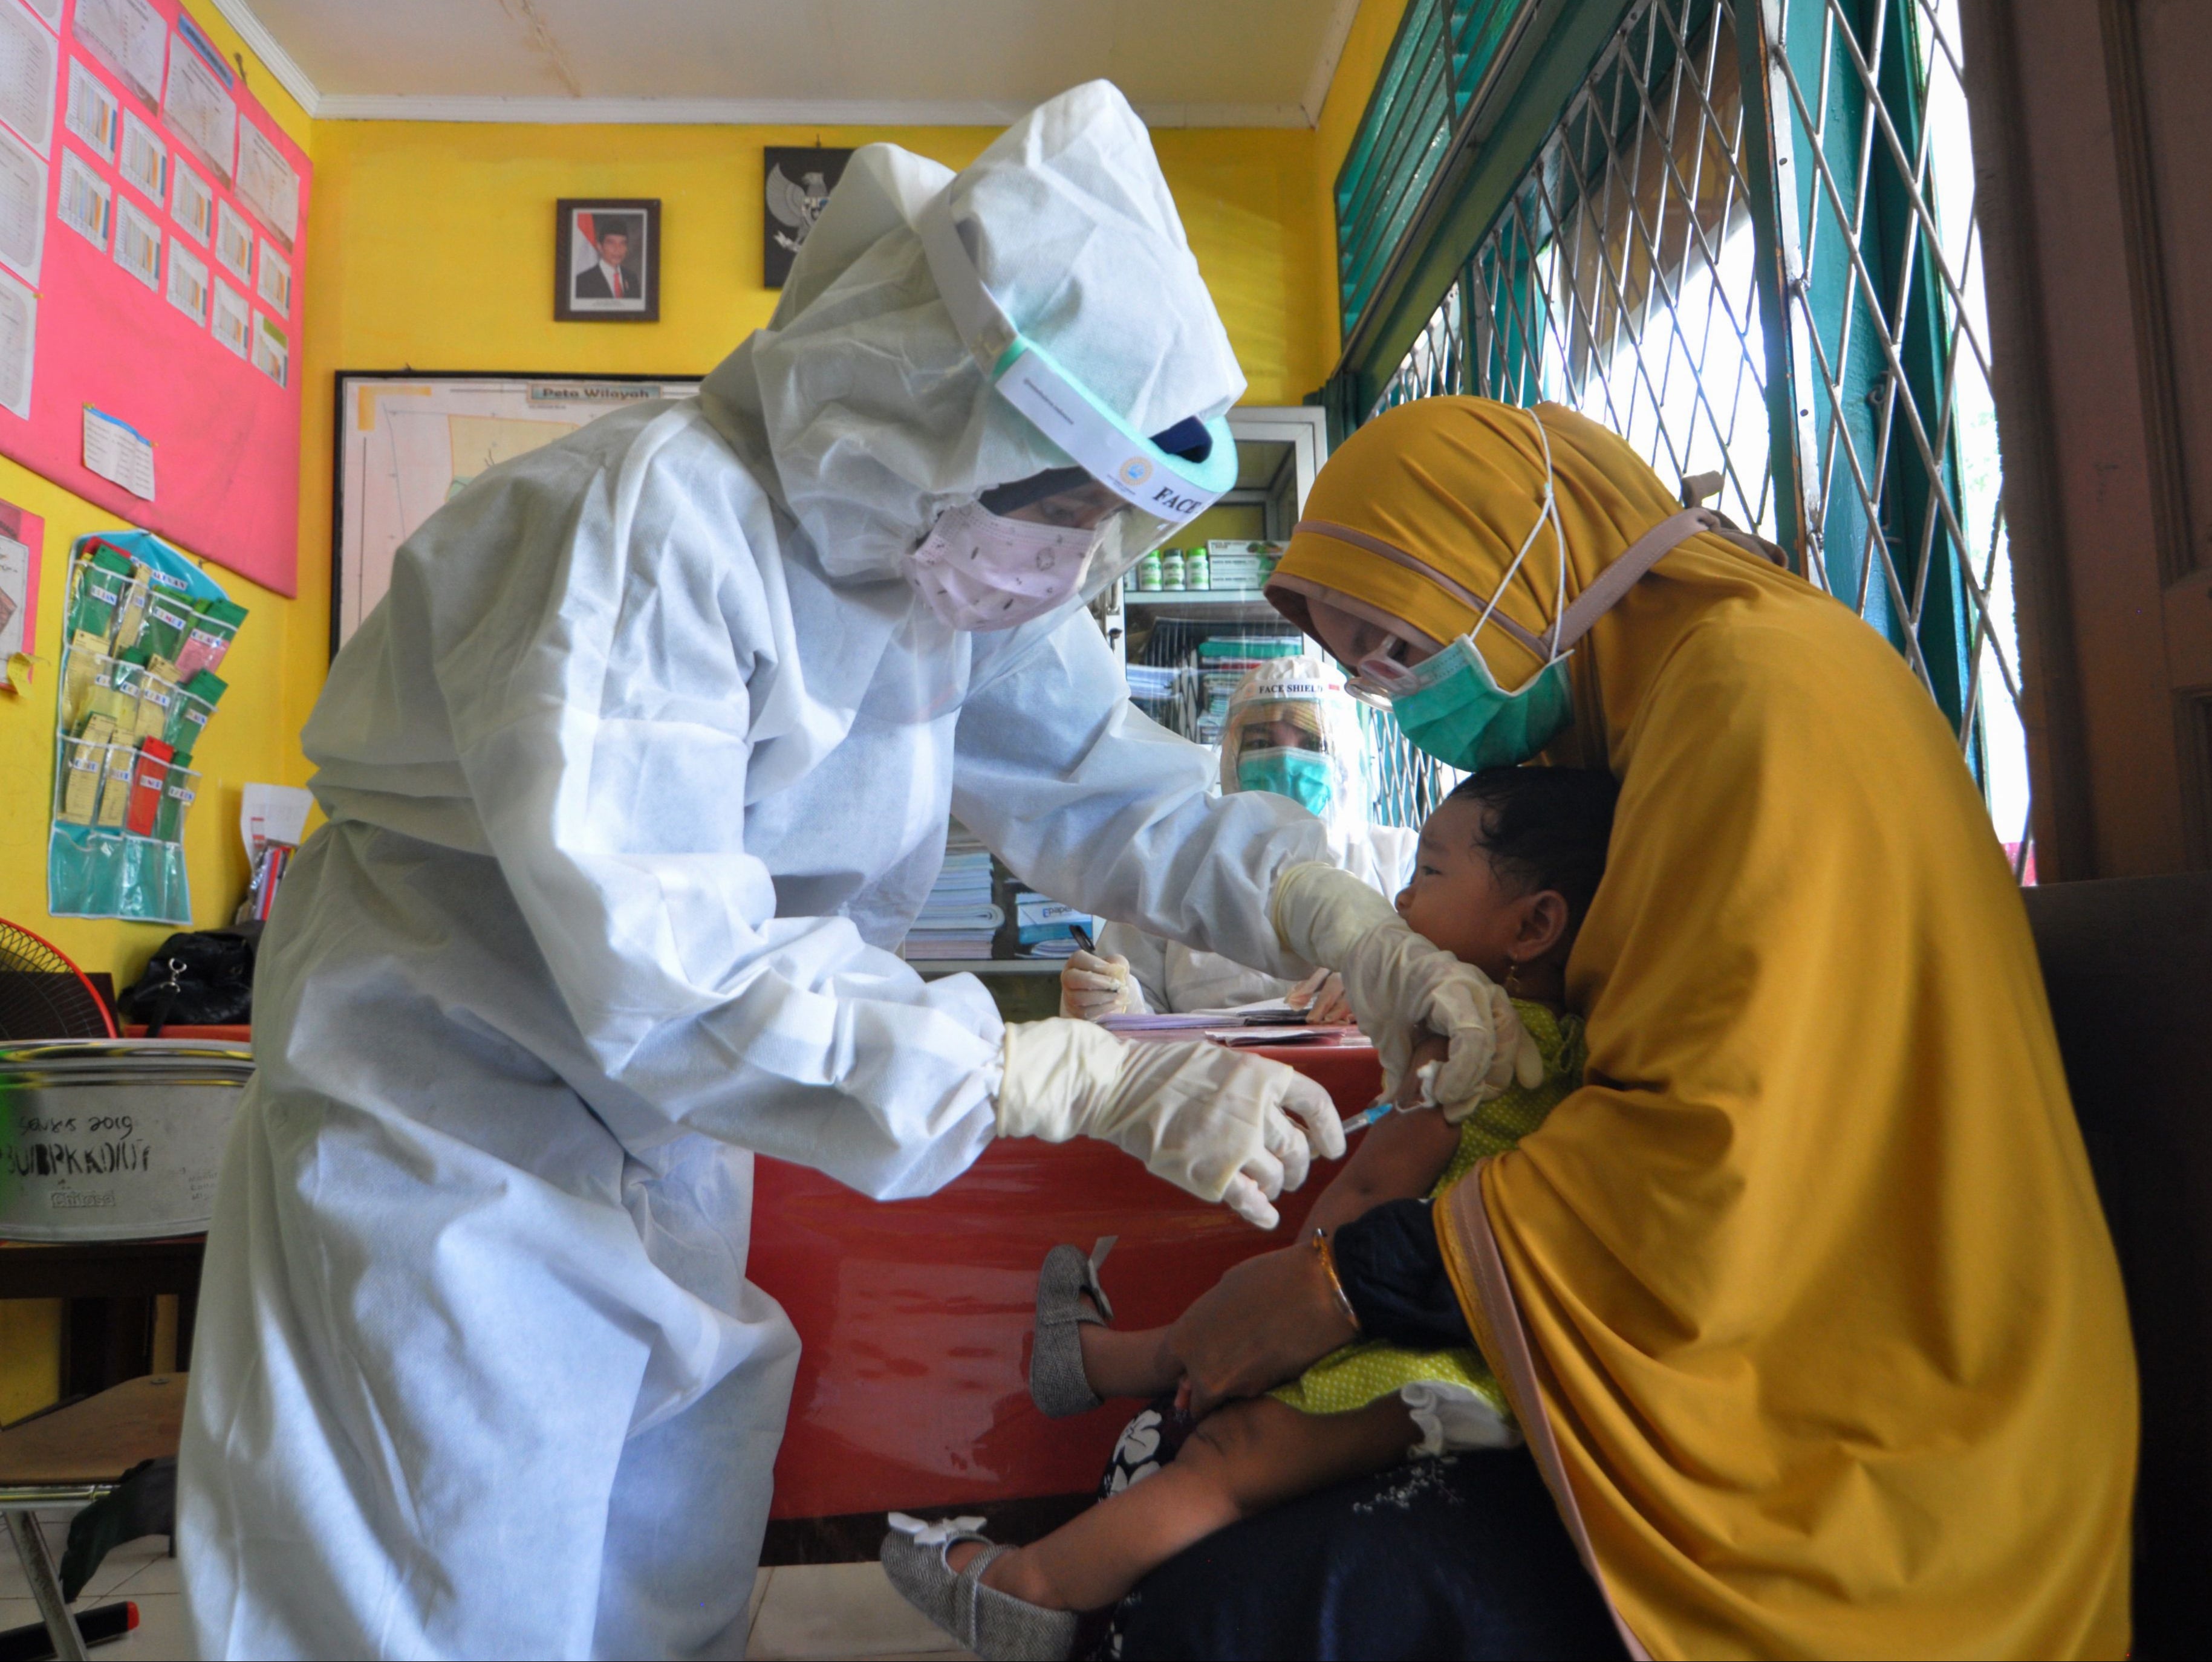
[{"xmin": 883, "ymin": 770, "xmax": 1622, "ymax": 1654}]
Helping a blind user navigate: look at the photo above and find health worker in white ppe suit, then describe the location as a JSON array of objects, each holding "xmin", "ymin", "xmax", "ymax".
[
  {"xmin": 1061, "ymin": 655, "xmax": 1416, "ymax": 1018},
  {"xmin": 177, "ymin": 81, "xmax": 1529, "ymax": 1661}
]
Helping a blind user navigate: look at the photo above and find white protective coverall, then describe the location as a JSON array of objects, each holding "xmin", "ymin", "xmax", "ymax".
[
  {"xmin": 178, "ymin": 83, "xmax": 1335, "ymax": 1660},
  {"xmin": 1097, "ymin": 660, "xmax": 1414, "ymax": 1011},
  {"xmin": 1099, "ymin": 825, "xmax": 1411, "ymax": 1011}
]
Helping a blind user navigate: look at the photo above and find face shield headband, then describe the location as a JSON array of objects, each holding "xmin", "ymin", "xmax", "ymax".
[{"xmin": 918, "ymin": 193, "xmax": 1238, "ymax": 573}]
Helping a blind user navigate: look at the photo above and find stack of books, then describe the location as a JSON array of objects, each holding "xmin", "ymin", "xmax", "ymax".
[{"xmin": 902, "ymin": 823, "xmax": 1001, "ymax": 961}]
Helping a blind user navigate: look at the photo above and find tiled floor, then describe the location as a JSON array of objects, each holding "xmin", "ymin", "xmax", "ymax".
[
  {"xmin": 747, "ymin": 1562, "xmax": 977, "ymax": 1660},
  {"xmin": 4, "ymin": 1511, "xmax": 972, "ymax": 1660},
  {"xmin": 1, "ymin": 1510, "xmax": 190, "ymax": 1658}
]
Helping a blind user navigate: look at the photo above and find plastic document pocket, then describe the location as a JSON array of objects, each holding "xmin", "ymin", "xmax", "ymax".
[{"xmin": 45, "ymin": 535, "xmax": 244, "ymax": 925}]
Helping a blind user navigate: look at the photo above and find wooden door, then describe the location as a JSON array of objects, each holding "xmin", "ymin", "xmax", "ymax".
[{"xmin": 1963, "ymin": 0, "xmax": 2212, "ymax": 878}]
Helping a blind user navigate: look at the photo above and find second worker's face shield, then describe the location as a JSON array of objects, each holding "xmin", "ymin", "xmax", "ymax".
[
  {"xmin": 919, "ymin": 192, "xmax": 1237, "ymax": 608},
  {"xmin": 1217, "ymin": 659, "xmax": 1374, "ymax": 840}
]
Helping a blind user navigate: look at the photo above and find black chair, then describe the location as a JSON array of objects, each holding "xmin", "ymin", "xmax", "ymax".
[{"xmin": 2023, "ymin": 872, "xmax": 2212, "ymax": 1661}]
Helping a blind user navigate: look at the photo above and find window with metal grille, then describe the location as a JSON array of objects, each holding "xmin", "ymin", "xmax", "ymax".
[
  {"xmin": 1335, "ymin": 0, "xmax": 1533, "ymax": 340},
  {"xmin": 1763, "ymin": 0, "xmax": 2025, "ymax": 867},
  {"xmin": 1342, "ymin": 0, "xmax": 2028, "ymax": 875}
]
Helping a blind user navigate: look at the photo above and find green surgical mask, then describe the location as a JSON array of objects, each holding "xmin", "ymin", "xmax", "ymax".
[
  {"xmin": 1334, "ymin": 411, "xmax": 1783, "ymax": 774},
  {"xmin": 1380, "ymin": 641, "xmax": 1576, "ymax": 773},
  {"xmin": 1350, "ymin": 484, "xmax": 1741, "ymax": 771},
  {"xmin": 1354, "ymin": 410, "xmax": 1576, "ymax": 771},
  {"xmin": 1235, "ymin": 747, "xmax": 1335, "ymax": 816}
]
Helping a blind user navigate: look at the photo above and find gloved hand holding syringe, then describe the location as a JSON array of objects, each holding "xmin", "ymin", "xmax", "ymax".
[{"xmin": 1338, "ymin": 1030, "xmax": 1451, "ymax": 1133}]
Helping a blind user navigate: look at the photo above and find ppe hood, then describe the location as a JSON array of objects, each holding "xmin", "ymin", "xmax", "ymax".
[{"xmin": 701, "ymin": 80, "xmax": 1246, "ymax": 585}]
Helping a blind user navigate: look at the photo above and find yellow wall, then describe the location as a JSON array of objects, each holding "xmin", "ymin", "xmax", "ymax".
[
  {"xmin": 2, "ymin": 5, "xmax": 1408, "ymax": 1424},
  {"xmin": 309, "ymin": 122, "xmax": 1331, "ymax": 403}
]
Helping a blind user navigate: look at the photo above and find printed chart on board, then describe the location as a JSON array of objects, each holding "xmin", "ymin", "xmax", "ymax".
[
  {"xmin": 0, "ymin": 0, "xmax": 311, "ymax": 597},
  {"xmin": 332, "ymin": 374, "xmax": 700, "ymax": 653}
]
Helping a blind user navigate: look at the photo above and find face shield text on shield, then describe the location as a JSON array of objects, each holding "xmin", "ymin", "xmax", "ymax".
[{"xmin": 908, "ymin": 190, "xmax": 1241, "ymax": 629}]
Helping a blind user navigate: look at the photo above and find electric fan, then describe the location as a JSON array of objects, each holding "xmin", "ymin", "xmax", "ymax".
[{"xmin": 0, "ymin": 917, "xmax": 119, "ymax": 1040}]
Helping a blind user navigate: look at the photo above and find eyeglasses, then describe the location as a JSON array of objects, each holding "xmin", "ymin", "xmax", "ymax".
[{"xmin": 1344, "ymin": 641, "xmax": 1419, "ymax": 709}]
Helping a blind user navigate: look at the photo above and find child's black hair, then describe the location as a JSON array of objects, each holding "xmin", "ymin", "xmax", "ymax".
[{"xmin": 1443, "ymin": 767, "xmax": 1619, "ymax": 933}]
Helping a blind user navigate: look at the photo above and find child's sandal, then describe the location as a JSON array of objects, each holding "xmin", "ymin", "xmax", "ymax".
[
  {"xmin": 1029, "ymin": 1238, "xmax": 1116, "ymax": 1418},
  {"xmin": 880, "ymin": 1512, "xmax": 1078, "ymax": 1661}
]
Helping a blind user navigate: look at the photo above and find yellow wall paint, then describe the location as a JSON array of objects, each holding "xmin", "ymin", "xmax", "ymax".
[
  {"xmin": 305, "ymin": 122, "xmax": 1325, "ymax": 398},
  {"xmin": 0, "ymin": 1298, "xmax": 61, "ymax": 1423}
]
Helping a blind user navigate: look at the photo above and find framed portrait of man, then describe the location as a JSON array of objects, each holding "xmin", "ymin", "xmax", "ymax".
[{"xmin": 556, "ymin": 198, "xmax": 660, "ymax": 322}]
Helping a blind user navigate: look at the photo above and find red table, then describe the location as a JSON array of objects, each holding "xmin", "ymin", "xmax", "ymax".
[{"xmin": 752, "ymin": 1041, "xmax": 1382, "ymax": 1520}]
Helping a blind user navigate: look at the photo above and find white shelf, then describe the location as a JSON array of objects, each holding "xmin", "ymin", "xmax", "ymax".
[
  {"xmin": 904, "ymin": 959, "xmax": 1064, "ymax": 976},
  {"xmin": 1125, "ymin": 588, "xmax": 1274, "ymax": 606}
]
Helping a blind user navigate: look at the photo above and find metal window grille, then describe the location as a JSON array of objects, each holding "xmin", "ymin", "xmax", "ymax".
[
  {"xmin": 1365, "ymin": 700, "xmax": 1466, "ymax": 830},
  {"xmin": 1352, "ymin": 0, "xmax": 2028, "ymax": 876},
  {"xmin": 1761, "ymin": 0, "xmax": 2026, "ymax": 868},
  {"xmin": 1336, "ymin": 1, "xmax": 1534, "ymax": 339},
  {"xmin": 1379, "ymin": 0, "xmax": 1774, "ymax": 537}
]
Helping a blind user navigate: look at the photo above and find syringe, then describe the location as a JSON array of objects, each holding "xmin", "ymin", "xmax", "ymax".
[{"xmin": 1338, "ymin": 1098, "xmax": 1396, "ymax": 1134}]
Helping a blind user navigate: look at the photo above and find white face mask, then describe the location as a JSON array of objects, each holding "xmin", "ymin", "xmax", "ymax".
[{"xmin": 904, "ymin": 499, "xmax": 1107, "ymax": 632}]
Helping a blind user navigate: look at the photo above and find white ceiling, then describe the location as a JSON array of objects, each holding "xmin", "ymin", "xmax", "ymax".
[{"xmin": 209, "ymin": 0, "xmax": 1363, "ymax": 127}]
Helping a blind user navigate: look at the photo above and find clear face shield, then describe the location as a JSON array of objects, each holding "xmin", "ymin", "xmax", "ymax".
[
  {"xmin": 1217, "ymin": 660, "xmax": 1373, "ymax": 840},
  {"xmin": 915, "ymin": 193, "xmax": 1237, "ymax": 624}
]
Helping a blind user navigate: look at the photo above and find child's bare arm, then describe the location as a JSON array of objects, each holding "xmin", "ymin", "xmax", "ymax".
[{"xmin": 1304, "ymin": 1037, "xmax": 1460, "ymax": 1235}]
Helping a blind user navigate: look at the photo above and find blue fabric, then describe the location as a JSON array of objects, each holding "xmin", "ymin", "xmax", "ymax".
[
  {"xmin": 1333, "ymin": 1196, "xmax": 1473, "ymax": 1350},
  {"xmin": 1148, "ymin": 417, "xmax": 1212, "ymax": 462},
  {"xmin": 1090, "ymin": 1404, "xmax": 1624, "ymax": 1661}
]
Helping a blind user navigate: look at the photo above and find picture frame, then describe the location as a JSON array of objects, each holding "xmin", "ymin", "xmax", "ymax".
[
  {"xmin": 331, "ymin": 371, "xmax": 701, "ymax": 655},
  {"xmin": 763, "ymin": 148, "xmax": 851, "ymax": 288},
  {"xmin": 555, "ymin": 198, "xmax": 660, "ymax": 322}
]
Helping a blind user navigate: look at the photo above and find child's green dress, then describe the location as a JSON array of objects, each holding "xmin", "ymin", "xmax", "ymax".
[{"xmin": 1267, "ymin": 1000, "xmax": 1584, "ymax": 1452}]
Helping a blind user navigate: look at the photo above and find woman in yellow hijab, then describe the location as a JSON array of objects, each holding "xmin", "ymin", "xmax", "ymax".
[{"xmin": 1170, "ymin": 396, "xmax": 2135, "ymax": 1659}]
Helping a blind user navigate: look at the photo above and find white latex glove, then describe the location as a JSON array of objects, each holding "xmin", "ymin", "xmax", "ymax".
[
  {"xmin": 1059, "ymin": 949, "xmax": 1139, "ymax": 1020},
  {"xmin": 1271, "ymin": 861, "xmax": 1542, "ymax": 1110},
  {"xmin": 1285, "ymin": 968, "xmax": 1353, "ymax": 1025},
  {"xmin": 996, "ymin": 1019, "xmax": 1347, "ymax": 1229}
]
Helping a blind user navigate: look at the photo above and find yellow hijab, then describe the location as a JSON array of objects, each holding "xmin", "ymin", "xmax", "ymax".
[{"xmin": 1273, "ymin": 398, "xmax": 2136, "ymax": 1660}]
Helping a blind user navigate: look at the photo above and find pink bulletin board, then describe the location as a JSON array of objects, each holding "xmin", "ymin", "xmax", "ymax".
[{"xmin": 0, "ymin": 0, "xmax": 308, "ymax": 597}]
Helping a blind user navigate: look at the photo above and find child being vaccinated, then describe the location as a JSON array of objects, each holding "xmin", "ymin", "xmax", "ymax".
[{"xmin": 886, "ymin": 765, "xmax": 1620, "ymax": 1661}]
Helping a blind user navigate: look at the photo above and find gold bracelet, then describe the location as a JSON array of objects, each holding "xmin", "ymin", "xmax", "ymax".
[{"xmin": 1312, "ymin": 1227, "xmax": 1361, "ymax": 1333}]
